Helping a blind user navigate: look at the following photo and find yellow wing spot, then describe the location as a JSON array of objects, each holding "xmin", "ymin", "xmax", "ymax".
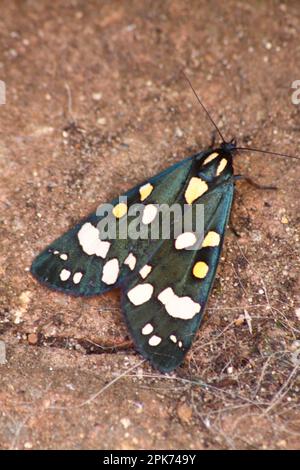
[
  {"xmin": 139, "ymin": 183, "xmax": 154, "ymax": 201},
  {"xmin": 216, "ymin": 158, "xmax": 227, "ymax": 176},
  {"xmin": 185, "ymin": 177, "xmax": 208, "ymax": 204},
  {"xmin": 203, "ymin": 152, "xmax": 219, "ymax": 165},
  {"xmin": 112, "ymin": 202, "xmax": 128, "ymax": 219},
  {"xmin": 193, "ymin": 261, "xmax": 209, "ymax": 279},
  {"xmin": 202, "ymin": 231, "xmax": 220, "ymax": 247}
]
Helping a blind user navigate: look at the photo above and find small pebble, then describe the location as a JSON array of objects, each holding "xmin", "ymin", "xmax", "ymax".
[
  {"xmin": 291, "ymin": 340, "xmax": 300, "ymax": 352},
  {"xmin": 235, "ymin": 315, "xmax": 244, "ymax": 326},
  {"xmin": 177, "ymin": 403, "xmax": 193, "ymax": 423},
  {"xmin": 92, "ymin": 92, "xmax": 102, "ymax": 101},
  {"xmin": 27, "ymin": 333, "xmax": 38, "ymax": 345},
  {"xmin": 97, "ymin": 117, "xmax": 106, "ymax": 125},
  {"xmin": 24, "ymin": 442, "xmax": 33, "ymax": 449},
  {"xmin": 175, "ymin": 127, "xmax": 183, "ymax": 138},
  {"xmin": 120, "ymin": 418, "xmax": 131, "ymax": 429}
]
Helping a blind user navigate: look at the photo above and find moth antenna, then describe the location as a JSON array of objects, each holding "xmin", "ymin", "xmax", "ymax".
[
  {"xmin": 182, "ymin": 70, "xmax": 226, "ymax": 144},
  {"xmin": 236, "ymin": 146, "xmax": 300, "ymax": 161}
]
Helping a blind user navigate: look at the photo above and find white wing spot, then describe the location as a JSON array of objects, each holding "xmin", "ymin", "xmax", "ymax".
[
  {"xmin": 158, "ymin": 287, "xmax": 201, "ymax": 320},
  {"xmin": 175, "ymin": 232, "xmax": 197, "ymax": 250},
  {"xmin": 73, "ymin": 272, "xmax": 83, "ymax": 284},
  {"xmin": 148, "ymin": 335, "xmax": 162, "ymax": 347},
  {"xmin": 102, "ymin": 258, "xmax": 119, "ymax": 285},
  {"xmin": 142, "ymin": 204, "xmax": 158, "ymax": 225},
  {"xmin": 142, "ymin": 323, "xmax": 154, "ymax": 335},
  {"xmin": 78, "ymin": 222, "xmax": 110, "ymax": 258},
  {"xmin": 139, "ymin": 264, "xmax": 152, "ymax": 279},
  {"xmin": 53, "ymin": 250, "xmax": 59, "ymax": 255},
  {"xmin": 178, "ymin": 341, "xmax": 183, "ymax": 348},
  {"xmin": 124, "ymin": 253, "xmax": 136, "ymax": 271},
  {"xmin": 170, "ymin": 335, "xmax": 177, "ymax": 343},
  {"xmin": 60, "ymin": 269, "xmax": 71, "ymax": 281},
  {"xmin": 60, "ymin": 253, "xmax": 68, "ymax": 261},
  {"xmin": 127, "ymin": 283, "xmax": 154, "ymax": 306}
]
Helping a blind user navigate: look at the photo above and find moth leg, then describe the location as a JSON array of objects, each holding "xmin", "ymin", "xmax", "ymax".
[{"xmin": 234, "ymin": 174, "xmax": 277, "ymax": 190}]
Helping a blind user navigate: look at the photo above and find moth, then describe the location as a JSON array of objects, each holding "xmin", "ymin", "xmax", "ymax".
[{"xmin": 31, "ymin": 75, "xmax": 298, "ymax": 372}]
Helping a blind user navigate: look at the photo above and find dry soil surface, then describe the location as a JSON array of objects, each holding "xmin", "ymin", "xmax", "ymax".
[{"xmin": 0, "ymin": 0, "xmax": 300, "ymax": 450}]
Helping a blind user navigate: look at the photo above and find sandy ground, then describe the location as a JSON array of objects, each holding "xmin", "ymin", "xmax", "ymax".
[{"xmin": 0, "ymin": 0, "xmax": 300, "ymax": 450}]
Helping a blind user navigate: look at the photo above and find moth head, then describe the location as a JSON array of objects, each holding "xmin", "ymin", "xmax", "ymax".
[{"xmin": 221, "ymin": 138, "xmax": 237, "ymax": 154}]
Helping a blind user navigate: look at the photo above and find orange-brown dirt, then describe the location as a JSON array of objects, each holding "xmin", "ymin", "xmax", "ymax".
[{"xmin": 0, "ymin": 0, "xmax": 299, "ymax": 450}]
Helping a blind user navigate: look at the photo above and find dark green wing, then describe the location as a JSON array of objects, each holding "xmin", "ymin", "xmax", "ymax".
[
  {"xmin": 31, "ymin": 156, "xmax": 194, "ymax": 296},
  {"xmin": 32, "ymin": 145, "xmax": 235, "ymax": 373},
  {"xmin": 121, "ymin": 151, "xmax": 234, "ymax": 372}
]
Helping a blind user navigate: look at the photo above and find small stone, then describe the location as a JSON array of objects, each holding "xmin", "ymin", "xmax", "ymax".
[
  {"xmin": 204, "ymin": 417, "xmax": 211, "ymax": 428},
  {"xmin": 32, "ymin": 126, "xmax": 54, "ymax": 136},
  {"xmin": 92, "ymin": 92, "xmax": 102, "ymax": 101},
  {"xmin": 244, "ymin": 310, "xmax": 253, "ymax": 335},
  {"xmin": 291, "ymin": 340, "xmax": 300, "ymax": 352},
  {"xmin": 125, "ymin": 24, "xmax": 136, "ymax": 32},
  {"xmin": 14, "ymin": 290, "xmax": 32, "ymax": 324},
  {"xmin": 295, "ymin": 308, "xmax": 300, "ymax": 321},
  {"xmin": 227, "ymin": 366, "xmax": 234, "ymax": 374},
  {"xmin": 97, "ymin": 117, "xmax": 107, "ymax": 125},
  {"xmin": 277, "ymin": 439, "xmax": 287, "ymax": 448},
  {"xmin": 281, "ymin": 215, "xmax": 289, "ymax": 224},
  {"xmin": 66, "ymin": 383, "xmax": 75, "ymax": 391},
  {"xmin": 251, "ymin": 231, "xmax": 262, "ymax": 242},
  {"xmin": 235, "ymin": 315, "xmax": 244, "ymax": 326},
  {"xmin": 24, "ymin": 442, "xmax": 33, "ymax": 449},
  {"xmin": 27, "ymin": 333, "xmax": 38, "ymax": 345},
  {"xmin": 175, "ymin": 127, "xmax": 183, "ymax": 138},
  {"xmin": 9, "ymin": 48, "xmax": 18, "ymax": 58},
  {"xmin": 120, "ymin": 418, "xmax": 131, "ymax": 429},
  {"xmin": 177, "ymin": 403, "xmax": 193, "ymax": 423}
]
